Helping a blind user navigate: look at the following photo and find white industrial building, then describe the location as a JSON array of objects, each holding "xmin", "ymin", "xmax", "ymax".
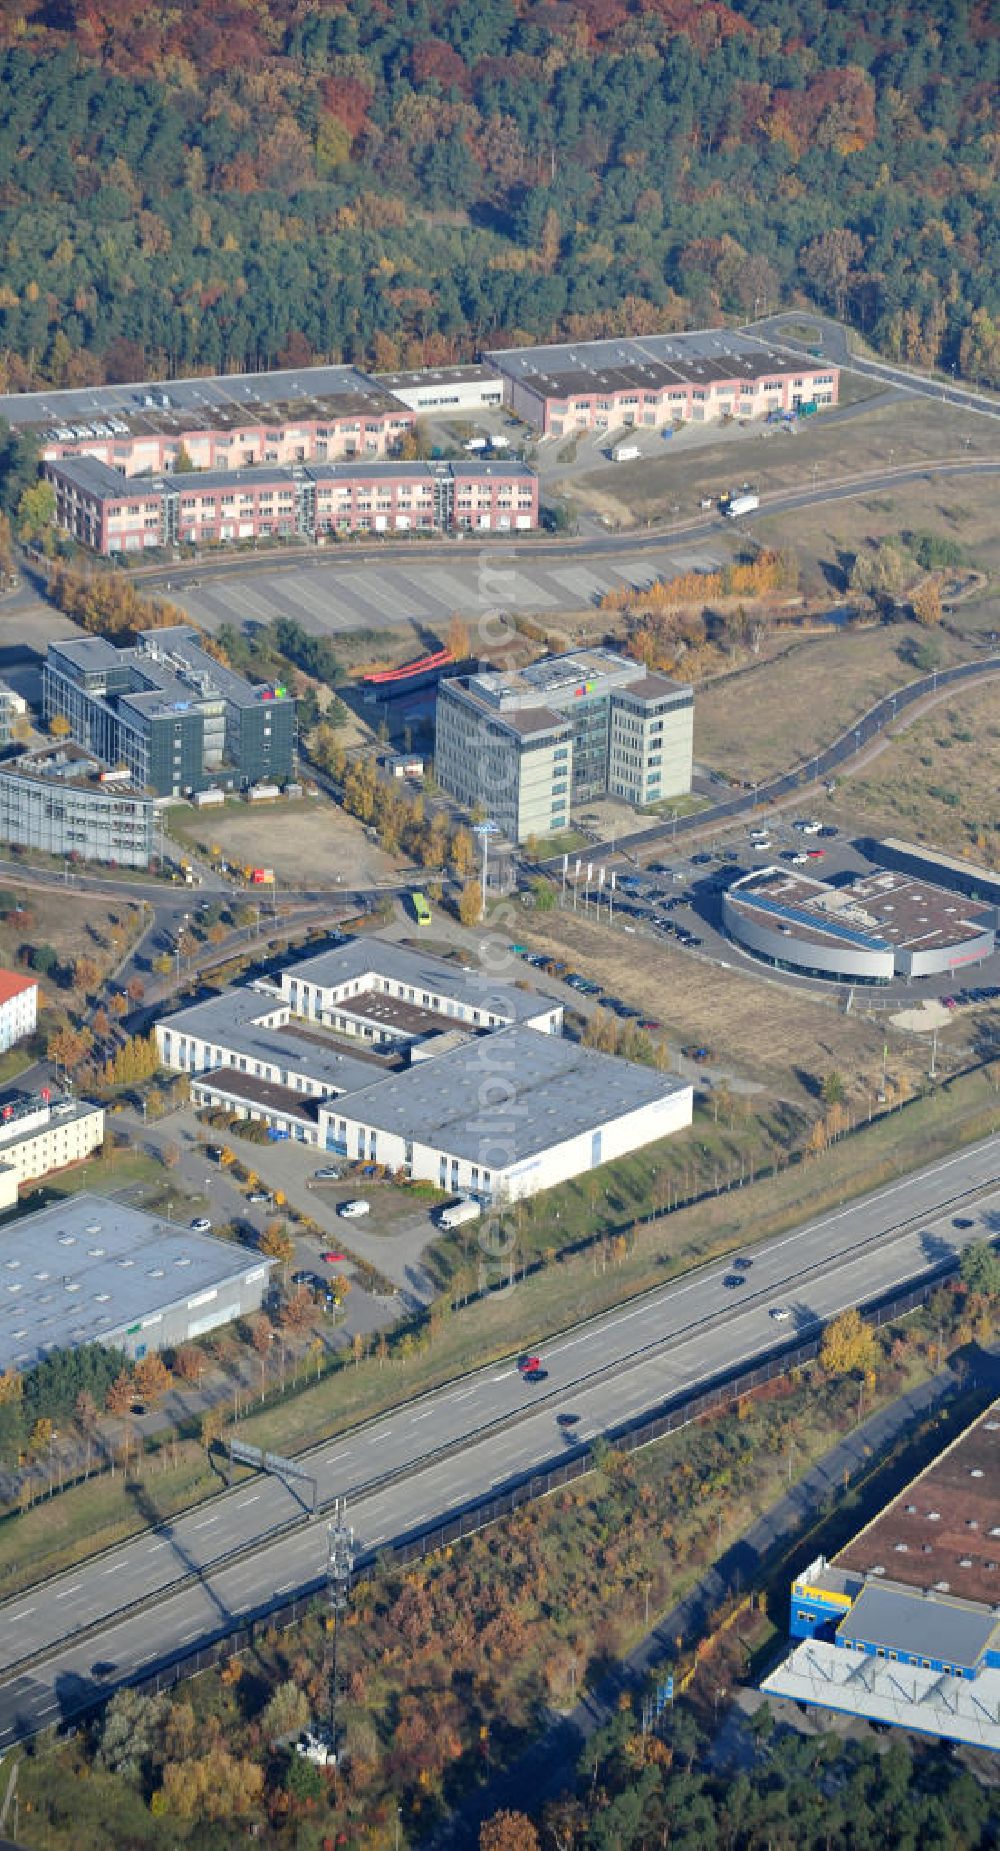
[
  {"xmin": 318, "ymin": 1025, "xmax": 692, "ymax": 1200},
  {"xmin": 0, "ymin": 1194, "xmax": 274, "ymax": 1370},
  {"xmin": 374, "ymin": 364, "xmax": 504, "ymax": 414},
  {"xmin": 155, "ymin": 936, "xmax": 692, "ymax": 1199},
  {"xmin": 724, "ymin": 866, "xmax": 998, "ymax": 983},
  {"xmin": 0, "ymin": 972, "xmax": 38, "ymax": 1053}
]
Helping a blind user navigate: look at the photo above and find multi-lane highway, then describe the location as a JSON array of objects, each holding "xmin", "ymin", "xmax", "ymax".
[{"xmin": 0, "ymin": 1133, "xmax": 997, "ymax": 1744}]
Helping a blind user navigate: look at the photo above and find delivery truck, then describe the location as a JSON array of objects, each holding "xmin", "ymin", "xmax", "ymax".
[
  {"xmin": 726, "ymin": 493, "xmax": 760, "ymax": 518},
  {"xmin": 436, "ymin": 1197, "xmax": 482, "ymax": 1231}
]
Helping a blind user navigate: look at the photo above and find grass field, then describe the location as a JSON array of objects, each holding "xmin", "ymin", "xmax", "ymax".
[
  {"xmin": 517, "ymin": 908, "xmax": 967, "ymax": 1105},
  {"xmin": 753, "ymin": 463, "xmax": 1000, "ymax": 611},
  {"xmin": 835, "ymin": 678, "xmax": 1000, "ymax": 865},
  {"xmin": 692, "ymin": 622, "xmax": 968, "ymax": 781}
]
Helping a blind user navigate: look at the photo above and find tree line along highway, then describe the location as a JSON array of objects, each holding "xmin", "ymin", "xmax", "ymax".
[{"xmin": 0, "ymin": 1133, "xmax": 997, "ymax": 1746}]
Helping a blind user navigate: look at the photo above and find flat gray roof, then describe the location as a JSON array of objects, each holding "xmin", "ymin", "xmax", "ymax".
[
  {"xmin": 46, "ymin": 454, "xmax": 534, "ymax": 500},
  {"xmin": 334, "ymin": 1025, "xmax": 690, "ymax": 1167},
  {"xmin": 5, "ymin": 363, "xmax": 402, "ymax": 432},
  {"xmin": 0, "ymin": 1194, "xmax": 273, "ymax": 1370},
  {"xmin": 375, "ymin": 364, "xmax": 503, "ymax": 389},
  {"xmin": 49, "ymin": 627, "xmax": 290, "ymax": 716},
  {"xmin": 159, "ymin": 990, "xmax": 382, "ymax": 1096},
  {"xmin": 285, "ymin": 938, "xmax": 552, "ymax": 1027},
  {"xmin": 837, "ymin": 1581, "xmax": 1000, "ymax": 1672},
  {"xmin": 488, "ymin": 328, "xmax": 829, "ymax": 395}
]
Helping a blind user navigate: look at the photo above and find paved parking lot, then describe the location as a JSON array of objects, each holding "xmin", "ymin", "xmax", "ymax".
[
  {"xmin": 168, "ymin": 541, "xmax": 726, "ymax": 639},
  {"xmin": 610, "ymin": 821, "xmax": 1000, "ymax": 1006}
]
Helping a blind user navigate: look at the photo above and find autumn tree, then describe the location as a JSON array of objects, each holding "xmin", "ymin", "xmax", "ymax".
[
  {"xmin": 820, "ymin": 1308, "xmax": 877, "ymax": 1377},
  {"xmin": 48, "ymin": 1024, "xmax": 94, "ymax": 1074},
  {"xmin": 912, "ymin": 580, "xmax": 943, "ymax": 626},
  {"xmin": 134, "ymin": 1353, "xmax": 172, "ymax": 1405},
  {"xmin": 959, "ymin": 1242, "xmax": 1000, "ymax": 1298},
  {"xmin": 260, "ymin": 1679, "xmax": 310, "ymax": 1743},
  {"xmin": 105, "ymin": 1371, "xmax": 135, "ymax": 1416},
  {"xmin": 447, "ymin": 613, "xmax": 471, "ymax": 660},
  {"xmin": 458, "ymin": 880, "xmax": 483, "ymax": 927},
  {"xmin": 480, "ymin": 1812, "xmax": 541, "ymax": 1851},
  {"xmin": 260, "ymin": 1221, "xmax": 294, "ymax": 1266}
]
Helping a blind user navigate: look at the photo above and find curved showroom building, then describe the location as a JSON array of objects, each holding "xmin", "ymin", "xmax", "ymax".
[{"xmin": 723, "ymin": 866, "xmax": 997, "ymax": 984}]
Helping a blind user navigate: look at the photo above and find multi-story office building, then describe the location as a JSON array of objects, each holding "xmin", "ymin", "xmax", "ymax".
[
  {"xmin": 45, "ymin": 456, "xmax": 538, "ymax": 554},
  {"xmin": 489, "ymin": 329, "xmax": 839, "ymax": 436},
  {"xmin": 435, "ymin": 648, "xmax": 693, "ymax": 841},
  {"xmin": 0, "ymin": 743, "xmax": 156, "ymax": 867},
  {"xmin": 0, "ymin": 1090, "xmax": 106, "ymax": 1213},
  {"xmin": 0, "ymin": 972, "xmax": 38, "ymax": 1053},
  {"xmin": 0, "ymin": 681, "xmax": 27, "ymax": 749},
  {"xmin": 43, "ymin": 627, "xmax": 295, "ymax": 798}
]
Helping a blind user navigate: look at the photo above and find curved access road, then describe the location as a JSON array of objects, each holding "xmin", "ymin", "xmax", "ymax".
[
  {"xmin": 542, "ymin": 650, "xmax": 1000, "ymax": 867},
  {"xmin": 0, "ymin": 1132, "xmax": 997, "ymax": 1746}
]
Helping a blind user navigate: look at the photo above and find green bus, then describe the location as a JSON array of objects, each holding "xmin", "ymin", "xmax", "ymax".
[{"xmin": 411, "ymin": 891, "xmax": 432, "ymax": 927}]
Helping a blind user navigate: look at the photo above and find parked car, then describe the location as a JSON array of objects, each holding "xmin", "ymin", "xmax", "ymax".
[
  {"xmin": 313, "ymin": 1166, "xmax": 343, "ymax": 1181},
  {"xmin": 190, "ymin": 1217, "xmax": 212, "ymax": 1233},
  {"xmin": 338, "ymin": 1199, "xmax": 370, "ymax": 1218}
]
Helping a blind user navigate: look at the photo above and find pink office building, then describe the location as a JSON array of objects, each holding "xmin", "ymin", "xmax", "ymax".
[
  {"xmin": 490, "ymin": 330, "xmax": 840, "ymax": 436},
  {"xmin": 45, "ymin": 458, "xmax": 539, "ymax": 554}
]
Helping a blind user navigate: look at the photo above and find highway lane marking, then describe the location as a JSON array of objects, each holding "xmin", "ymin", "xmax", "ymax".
[
  {"xmin": 193, "ymin": 1515, "xmax": 220, "ymax": 1529},
  {"xmin": 454, "ymin": 1388, "xmax": 477, "ymax": 1402},
  {"xmin": 275, "ymin": 1582, "xmax": 295, "ymax": 1594},
  {"xmin": 235, "ymin": 1495, "xmax": 260, "ymax": 1509},
  {"xmin": 55, "ymin": 1584, "xmax": 81, "ymax": 1600},
  {"xmin": 13, "ymin": 1608, "xmax": 34, "ymax": 1619},
  {"xmin": 103, "ymin": 1564, "xmax": 121, "ymax": 1575},
  {"xmin": 410, "ymin": 1410, "xmax": 432, "ymax": 1423},
  {"xmin": 146, "ymin": 1541, "xmax": 168, "ymax": 1553},
  {"xmin": 492, "ymin": 1371, "xmax": 515, "ymax": 1381}
]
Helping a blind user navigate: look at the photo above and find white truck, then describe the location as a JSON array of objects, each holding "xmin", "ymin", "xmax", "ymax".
[
  {"xmin": 437, "ymin": 1197, "xmax": 482, "ymax": 1231},
  {"xmin": 726, "ymin": 492, "xmax": 760, "ymax": 518},
  {"xmin": 612, "ymin": 441, "xmax": 640, "ymax": 463}
]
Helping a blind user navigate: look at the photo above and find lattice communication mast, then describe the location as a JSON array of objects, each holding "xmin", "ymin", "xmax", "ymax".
[{"xmin": 327, "ymin": 1499, "xmax": 355, "ymax": 1758}]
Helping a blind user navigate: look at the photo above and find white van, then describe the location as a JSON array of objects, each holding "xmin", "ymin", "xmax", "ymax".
[{"xmin": 338, "ymin": 1199, "xmax": 370, "ymax": 1219}]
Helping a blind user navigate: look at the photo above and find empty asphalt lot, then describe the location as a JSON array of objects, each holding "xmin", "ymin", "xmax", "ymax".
[{"xmin": 161, "ymin": 539, "xmax": 726, "ymax": 638}]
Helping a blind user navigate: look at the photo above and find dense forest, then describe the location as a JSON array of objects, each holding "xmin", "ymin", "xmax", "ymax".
[{"xmin": 0, "ymin": 0, "xmax": 999, "ymax": 389}]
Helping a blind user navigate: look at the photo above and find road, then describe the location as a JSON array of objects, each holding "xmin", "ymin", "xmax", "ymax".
[
  {"xmin": 0, "ymin": 1133, "xmax": 997, "ymax": 1744},
  {"xmin": 542, "ymin": 650, "xmax": 1000, "ymax": 866},
  {"xmin": 750, "ymin": 311, "xmax": 1000, "ymax": 423}
]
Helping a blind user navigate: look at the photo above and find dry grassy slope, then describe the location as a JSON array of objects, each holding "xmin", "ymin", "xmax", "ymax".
[{"xmin": 523, "ymin": 911, "xmax": 964, "ymax": 1108}]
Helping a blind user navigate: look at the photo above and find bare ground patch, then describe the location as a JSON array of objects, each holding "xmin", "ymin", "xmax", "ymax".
[
  {"xmin": 520, "ymin": 910, "xmax": 972, "ymax": 1107},
  {"xmin": 166, "ymin": 794, "xmax": 405, "ymax": 888}
]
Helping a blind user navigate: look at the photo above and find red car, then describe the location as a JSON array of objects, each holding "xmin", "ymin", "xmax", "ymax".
[
  {"xmin": 806, "ymin": 848, "xmax": 825, "ymax": 859},
  {"xmin": 320, "ymin": 1251, "xmax": 347, "ymax": 1265},
  {"xmin": 518, "ymin": 1354, "xmax": 541, "ymax": 1374}
]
